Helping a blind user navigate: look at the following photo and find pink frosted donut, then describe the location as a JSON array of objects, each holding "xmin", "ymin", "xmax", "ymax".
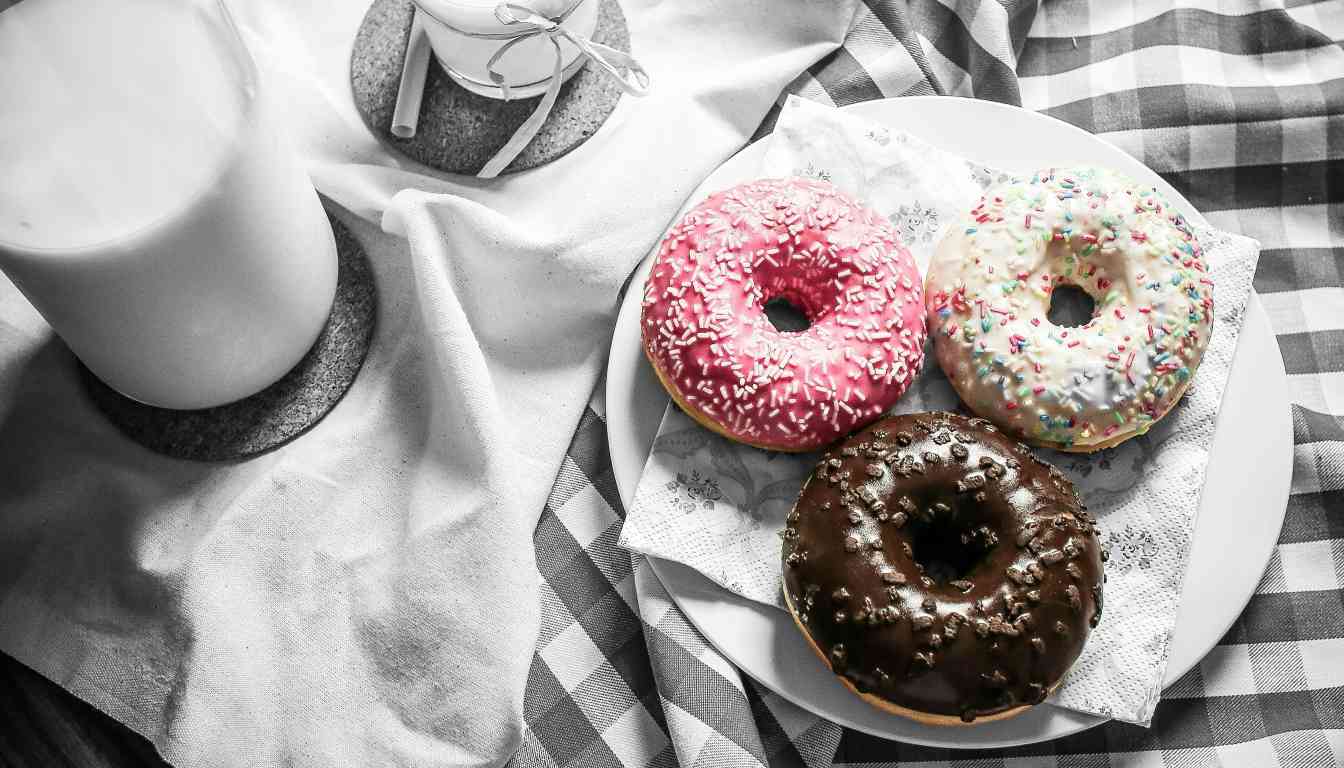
[{"xmin": 640, "ymin": 177, "xmax": 927, "ymax": 452}]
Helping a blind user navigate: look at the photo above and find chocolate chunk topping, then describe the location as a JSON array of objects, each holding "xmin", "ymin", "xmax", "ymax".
[
  {"xmin": 981, "ymin": 670, "xmax": 1008, "ymax": 688},
  {"xmin": 1016, "ymin": 524, "xmax": 1039, "ymax": 547},
  {"xmin": 830, "ymin": 645, "xmax": 847, "ymax": 669},
  {"xmin": 988, "ymin": 615, "xmax": 1019, "ymax": 637},
  {"xmin": 910, "ymin": 651, "xmax": 934, "ymax": 673}
]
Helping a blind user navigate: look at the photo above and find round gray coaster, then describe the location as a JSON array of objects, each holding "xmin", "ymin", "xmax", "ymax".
[
  {"xmin": 82, "ymin": 211, "xmax": 377, "ymax": 462},
  {"xmin": 350, "ymin": 0, "xmax": 629, "ymax": 175}
]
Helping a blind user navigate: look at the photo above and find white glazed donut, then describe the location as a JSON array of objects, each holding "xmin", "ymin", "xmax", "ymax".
[{"xmin": 925, "ymin": 167, "xmax": 1214, "ymax": 452}]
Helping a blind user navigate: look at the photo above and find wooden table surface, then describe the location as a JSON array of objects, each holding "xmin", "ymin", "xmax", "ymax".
[{"xmin": 1, "ymin": 653, "xmax": 168, "ymax": 767}]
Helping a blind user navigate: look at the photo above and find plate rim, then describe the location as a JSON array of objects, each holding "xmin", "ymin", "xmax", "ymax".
[{"xmin": 605, "ymin": 95, "xmax": 1292, "ymax": 748}]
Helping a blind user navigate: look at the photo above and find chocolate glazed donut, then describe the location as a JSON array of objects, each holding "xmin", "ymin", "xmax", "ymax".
[{"xmin": 781, "ymin": 412, "xmax": 1104, "ymax": 725}]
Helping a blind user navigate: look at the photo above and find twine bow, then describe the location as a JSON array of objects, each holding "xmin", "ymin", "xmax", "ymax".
[{"xmin": 422, "ymin": 1, "xmax": 649, "ymax": 178}]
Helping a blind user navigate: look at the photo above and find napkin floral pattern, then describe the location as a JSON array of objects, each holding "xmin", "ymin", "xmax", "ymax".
[{"xmin": 618, "ymin": 97, "xmax": 1262, "ymax": 725}]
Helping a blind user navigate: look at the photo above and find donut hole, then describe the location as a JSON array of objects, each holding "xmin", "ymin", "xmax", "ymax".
[
  {"xmin": 1046, "ymin": 284, "xmax": 1096, "ymax": 328},
  {"xmin": 763, "ymin": 296, "xmax": 811, "ymax": 333},
  {"xmin": 907, "ymin": 505, "xmax": 997, "ymax": 584}
]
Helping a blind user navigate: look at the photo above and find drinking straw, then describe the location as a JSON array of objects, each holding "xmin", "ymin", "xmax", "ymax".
[{"xmin": 391, "ymin": 9, "xmax": 431, "ymax": 138}]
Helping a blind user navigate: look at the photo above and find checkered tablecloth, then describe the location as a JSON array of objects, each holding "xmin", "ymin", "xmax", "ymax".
[{"xmin": 3, "ymin": 1, "xmax": 1342, "ymax": 766}]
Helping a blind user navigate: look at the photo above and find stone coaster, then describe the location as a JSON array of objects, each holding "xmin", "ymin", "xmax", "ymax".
[
  {"xmin": 351, "ymin": 0, "xmax": 629, "ymax": 175},
  {"xmin": 82, "ymin": 211, "xmax": 377, "ymax": 462}
]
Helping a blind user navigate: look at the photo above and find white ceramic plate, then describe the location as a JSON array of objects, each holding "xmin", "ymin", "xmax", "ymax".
[{"xmin": 605, "ymin": 97, "xmax": 1293, "ymax": 748}]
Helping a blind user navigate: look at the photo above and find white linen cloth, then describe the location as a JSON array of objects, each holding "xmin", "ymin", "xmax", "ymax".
[
  {"xmin": 0, "ymin": 2, "xmax": 861, "ymax": 767},
  {"xmin": 618, "ymin": 97, "xmax": 1262, "ymax": 726}
]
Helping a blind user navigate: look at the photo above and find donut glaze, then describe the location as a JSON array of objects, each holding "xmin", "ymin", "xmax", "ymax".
[
  {"xmin": 926, "ymin": 168, "xmax": 1214, "ymax": 452},
  {"xmin": 641, "ymin": 177, "xmax": 926, "ymax": 452},
  {"xmin": 782, "ymin": 412, "xmax": 1104, "ymax": 724}
]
